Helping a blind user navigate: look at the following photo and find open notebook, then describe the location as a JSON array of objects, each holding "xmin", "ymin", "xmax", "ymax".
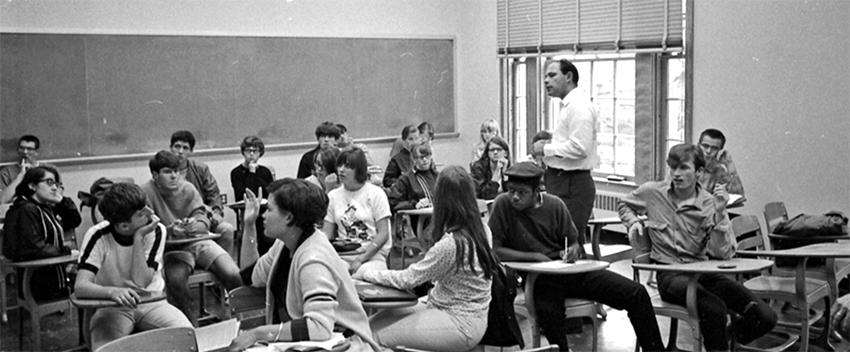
[
  {"xmin": 196, "ymin": 318, "xmax": 240, "ymax": 352},
  {"xmin": 355, "ymin": 283, "xmax": 417, "ymax": 302}
]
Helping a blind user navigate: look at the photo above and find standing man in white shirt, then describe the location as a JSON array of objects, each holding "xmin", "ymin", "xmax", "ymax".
[{"xmin": 532, "ymin": 59, "xmax": 599, "ymax": 238}]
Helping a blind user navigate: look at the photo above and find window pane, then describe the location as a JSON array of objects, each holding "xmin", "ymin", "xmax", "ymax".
[
  {"xmin": 616, "ymin": 60, "xmax": 635, "ymax": 97},
  {"xmin": 596, "ymin": 134, "xmax": 615, "ymax": 174},
  {"xmin": 667, "ymin": 58, "xmax": 685, "ymax": 100},
  {"xmin": 615, "ymin": 100, "xmax": 635, "ymax": 135},
  {"xmin": 595, "ymin": 99, "xmax": 615, "ymax": 134},
  {"xmin": 591, "ymin": 61, "xmax": 614, "ymax": 98},
  {"xmin": 666, "ymin": 100, "xmax": 685, "ymax": 144},
  {"xmin": 574, "ymin": 61, "xmax": 592, "ymax": 91},
  {"xmin": 615, "ymin": 136, "xmax": 635, "ymax": 176}
]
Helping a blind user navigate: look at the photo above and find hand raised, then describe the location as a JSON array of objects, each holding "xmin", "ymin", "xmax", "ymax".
[{"xmin": 243, "ymin": 188, "xmax": 263, "ymax": 225}]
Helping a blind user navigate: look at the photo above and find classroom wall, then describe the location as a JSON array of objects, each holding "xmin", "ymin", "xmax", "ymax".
[
  {"xmin": 691, "ymin": 0, "xmax": 850, "ymax": 217},
  {"xmin": 1, "ymin": 0, "xmax": 499, "ymax": 225}
]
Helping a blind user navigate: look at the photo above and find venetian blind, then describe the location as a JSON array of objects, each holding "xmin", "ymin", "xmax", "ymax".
[{"xmin": 497, "ymin": 0, "xmax": 684, "ymax": 54}]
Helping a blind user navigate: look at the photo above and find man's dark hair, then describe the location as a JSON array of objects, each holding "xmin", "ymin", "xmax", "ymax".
[
  {"xmin": 558, "ymin": 59, "xmax": 580, "ymax": 85},
  {"xmin": 335, "ymin": 124, "xmax": 348, "ymax": 134},
  {"xmin": 401, "ymin": 125, "xmax": 418, "ymax": 140},
  {"xmin": 240, "ymin": 136, "xmax": 265, "ymax": 157},
  {"xmin": 267, "ymin": 178, "xmax": 329, "ymax": 234},
  {"xmin": 170, "ymin": 130, "xmax": 196, "ymax": 150},
  {"xmin": 15, "ymin": 166, "xmax": 60, "ymax": 199},
  {"xmin": 530, "ymin": 130, "xmax": 552, "ymax": 145},
  {"xmin": 315, "ymin": 121, "xmax": 341, "ymax": 139},
  {"xmin": 99, "ymin": 183, "xmax": 148, "ymax": 225},
  {"xmin": 336, "ymin": 147, "xmax": 369, "ymax": 183},
  {"xmin": 149, "ymin": 150, "xmax": 181, "ymax": 173},
  {"xmin": 667, "ymin": 143, "xmax": 706, "ymax": 171},
  {"xmin": 698, "ymin": 128, "xmax": 727, "ymax": 149},
  {"xmin": 417, "ymin": 122, "xmax": 435, "ymax": 141},
  {"xmin": 19, "ymin": 135, "xmax": 40, "ymax": 150}
]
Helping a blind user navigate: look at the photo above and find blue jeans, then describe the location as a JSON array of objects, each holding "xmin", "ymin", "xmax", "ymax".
[
  {"xmin": 370, "ymin": 303, "xmax": 486, "ymax": 351},
  {"xmin": 657, "ymin": 271, "xmax": 778, "ymax": 351}
]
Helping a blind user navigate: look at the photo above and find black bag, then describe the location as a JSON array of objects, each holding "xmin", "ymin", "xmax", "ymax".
[
  {"xmin": 774, "ymin": 211, "xmax": 848, "ymax": 237},
  {"xmin": 479, "ymin": 264, "xmax": 524, "ymax": 348}
]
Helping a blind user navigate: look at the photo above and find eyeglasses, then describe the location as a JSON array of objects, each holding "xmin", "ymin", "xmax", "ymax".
[
  {"xmin": 18, "ymin": 146, "xmax": 37, "ymax": 152},
  {"xmin": 244, "ymin": 148, "xmax": 261, "ymax": 155},
  {"xmin": 489, "ymin": 147, "xmax": 504, "ymax": 153},
  {"xmin": 40, "ymin": 179, "xmax": 63, "ymax": 189}
]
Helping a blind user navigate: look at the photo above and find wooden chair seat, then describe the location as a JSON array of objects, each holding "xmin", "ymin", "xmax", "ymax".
[
  {"xmin": 583, "ymin": 243, "xmax": 633, "ymax": 263},
  {"xmin": 95, "ymin": 326, "xmax": 198, "ymax": 352},
  {"xmin": 227, "ymin": 286, "xmax": 268, "ymax": 330},
  {"xmin": 188, "ymin": 269, "xmax": 227, "ymax": 323},
  {"xmin": 744, "ymin": 276, "xmax": 830, "ymax": 303}
]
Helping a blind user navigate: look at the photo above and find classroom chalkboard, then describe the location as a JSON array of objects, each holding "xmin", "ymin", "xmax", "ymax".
[{"xmin": 0, "ymin": 33, "xmax": 455, "ymax": 162}]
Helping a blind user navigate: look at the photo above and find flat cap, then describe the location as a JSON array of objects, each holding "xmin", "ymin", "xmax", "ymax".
[{"xmin": 505, "ymin": 161, "xmax": 544, "ymax": 181}]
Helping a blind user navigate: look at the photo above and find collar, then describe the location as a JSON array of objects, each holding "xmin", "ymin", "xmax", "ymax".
[
  {"xmin": 664, "ymin": 181, "xmax": 709, "ymax": 211},
  {"xmin": 559, "ymin": 88, "xmax": 582, "ymax": 108},
  {"xmin": 108, "ymin": 225, "xmax": 135, "ymax": 247}
]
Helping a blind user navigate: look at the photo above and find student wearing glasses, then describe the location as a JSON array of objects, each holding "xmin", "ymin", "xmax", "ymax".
[
  {"xmin": 2, "ymin": 166, "xmax": 81, "ymax": 301},
  {"xmin": 231, "ymin": 136, "xmax": 276, "ymax": 255},
  {"xmin": 470, "ymin": 136, "xmax": 511, "ymax": 200},
  {"xmin": 0, "ymin": 135, "xmax": 56, "ymax": 204}
]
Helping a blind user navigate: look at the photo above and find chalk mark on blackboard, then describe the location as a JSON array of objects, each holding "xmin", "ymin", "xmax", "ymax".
[
  {"xmin": 400, "ymin": 52, "xmax": 413, "ymax": 58},
  {"xmin": 145, "ymin": 100, "xmax": 164, "ymax": 105},
  {"xmin": 413, "ymin": 90, "xmax": 417, "ymax": 101},
  {"xmin": 437, "ymin": 70, "xmax": 448, "ymax": 84}
]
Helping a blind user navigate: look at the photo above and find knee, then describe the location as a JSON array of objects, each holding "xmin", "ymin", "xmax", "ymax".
[
  {"xmin": 699, "ymin": 302, "xmax": 729, "ymax": 326},
  {"xmin": 211, "ymin": 256, "xmax": 242, "ymax": 289},
  {"xmin": 216, "ymin": 222, "xmax": 235, "ymax": 237},
  {"xmin": 164, "ymin": 263, "xmax": 191, "ymax": 289}
]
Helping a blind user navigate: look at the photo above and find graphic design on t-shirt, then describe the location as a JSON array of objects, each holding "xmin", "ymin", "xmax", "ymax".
[{"xmin": 340, "ymin": 204, "xmax": 370, "ymax": 241}]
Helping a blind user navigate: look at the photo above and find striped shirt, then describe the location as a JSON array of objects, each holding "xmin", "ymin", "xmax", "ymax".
[{"xmin": 78, "ymin": 221, "xmax": 166, "ymax": 292}]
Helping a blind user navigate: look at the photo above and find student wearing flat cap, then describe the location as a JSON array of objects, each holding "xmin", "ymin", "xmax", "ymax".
[{"xmin": 489, "ymin": 162, "xmax": 663, "ymax": 351}]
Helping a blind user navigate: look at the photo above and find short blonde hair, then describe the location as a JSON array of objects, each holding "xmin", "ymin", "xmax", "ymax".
[{"xmin": 479, "ymin": 119, "xmax": 501, "ymax": 143}]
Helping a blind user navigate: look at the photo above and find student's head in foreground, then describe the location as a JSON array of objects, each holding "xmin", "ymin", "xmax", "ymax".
[
  {"xmin": 262, "ymin": 178, "xmax": 328, "ymax": 246},
  {"xmin": 336, "ymin": 147, "xmax": 369, "ymax": 188},
  {"xmin": 17, "ymin": 134, "xmax": 41, "ymax": 164},
  {"xmin": 99, "ymin": 183, "xmax": 155, "ymax": 235},
  {"xmin": 170, "ymin": 130, "xmax": 196, "ymax": 163},
  {"xmin": 315, "ymin": 121, "xmax": 341, "ymax": 149},
  {"xmin": 666, "ymin": 143, "xmax": 706, "ymax": 193},
  {"xmin": 504, "ymin": 162, "xmax": 544, "ymax": 211},
  {"xmin": 16, "ymin": 165, "xmax": 63, "ymax": 205},
  {"xmin": 698, "ymin": 128, "xmax": 726, "ymax": 160},
  {"xmin": 430, "ymin": 165, "xmax": 498, "ymax": 278},
  {"xmin": 240, "ymin": 136, "xmax": 265, "ymax": 164},
  {"xmin": 149, "ymin": 150, "xmax": 182, "ymax": 192}
]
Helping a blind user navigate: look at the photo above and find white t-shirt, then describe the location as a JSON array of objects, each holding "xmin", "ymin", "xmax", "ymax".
[
  {"xmin": 78, "ymin": 221, "xmax": 167, "ymax": 292},
  {"xmin": 325, "ymin": 183, "xmax": 392, "ymax": 254}
]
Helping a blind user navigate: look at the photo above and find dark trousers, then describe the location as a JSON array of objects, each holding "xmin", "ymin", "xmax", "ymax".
[
  {"xmin": 657, "ymin": 271, "xmax": 778, "ymax": 351},
  {"xmin": 544, "ymin": 169, "xmax": 595, "ymax": 240},
  {"xmin": 534, "ymin": 270, "xmax": 664, "ymax": 352}
]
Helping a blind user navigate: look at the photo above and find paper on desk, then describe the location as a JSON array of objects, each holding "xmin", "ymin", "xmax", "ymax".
[
  {"xmin": 244, "ymin": 333, "xmax": 346, "ymax": 352},
  {"xmin": 530, "ymin": 261, "xmax": 577, "ymax": 269},
  {"xmin": 728, "ymin": 194, "xmax": 744, "ymax": 205},
  {"xmin": 197, "ymin": 318, "xmax": 240, "ymax": 352}
]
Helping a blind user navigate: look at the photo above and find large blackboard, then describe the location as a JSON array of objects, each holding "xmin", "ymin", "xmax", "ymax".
[{"xmin": 0, "ymin": 34, "xmax": 455, "ymax": 162}]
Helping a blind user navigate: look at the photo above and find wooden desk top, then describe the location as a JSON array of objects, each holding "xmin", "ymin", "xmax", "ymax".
[
  {"xmin": 632, "ymin": 258, "xmax": 773, "ymax": 274},
  {"xmin": 4, "ymin": 250, "xmax": 80, "ymax": 268},
  {"xmin": 71, "ymin": 290, "xmax": 166, "ymax": 309},
  {"xmin": 504, "ymin": 259, "xmax": 610, "ymax": 275},
  {"xmin": 767, "ymin": 233, "xmax": 850, "ymax": 242},
  {"xmin": 165, "ymin": 233, "xmax": 221, "ymax": 246},
  {"xmin": 397, "ymin": 208, "xmax": 434, "ymax": 216},
  {"xmin": 738, "ymin": 242, "xmax": 850, "ymax": 258}
]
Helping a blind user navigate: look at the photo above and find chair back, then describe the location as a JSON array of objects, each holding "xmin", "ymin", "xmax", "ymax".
[
  {"xmin": 763, "ymin": 201, "xmax": 788, "ymax": 234},
  {"xmin": 228, "ymin": 286, "xmax": 267, "ymax": 330},
  {"xmin": 95, "ymin": 326, "xmax": 197, "ymax": 352},
  {"xmin": 732, "ymin": 215, "xmax": 771, "ymax": 251}
]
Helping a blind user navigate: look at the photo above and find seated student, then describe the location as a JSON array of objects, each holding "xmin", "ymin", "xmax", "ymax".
[
  {"xmin": 169, "ymin": 131, "xmax": 236, "ymax": 257},
  {"xmin": 305, "ymin": 147, "xmax": 341, "ymax": 193},
  {"xmin": 0, "ymin": 135, "xmax": 57, "ymax": 204},
  {"xmin": 141, "ymin": 150, "xmax": 242, "ymax": 326},
  {"xmin": 357, "ymin": 166, "xmax": 498, "ymax": 351},
  {"xmin": 231, "ymin": 136, "xmax": 276, "ymax": 256},
  {"xmin": 527, "ymin": 130, "xmax": 553, "ymax": 169},
  {"xmin": 698, "ymin": 128, "xmax": 745, "ymax": 196},
  {"xmin": 297, "ymin": 122, "xmax": 340, "ymax": 179},
  {"xmin": 76, "ymin": 183, "xmax": 191, "ymax": 351},
  {"xmin": 470, "ymin": 136, "xmax": 511, "ymax": 200},
  {"xmin": 619, "ymin": 144, "xmax": 776, "ymax": 351},
  {"xmin": 383, "ymin": 125, "xmax": 420, "ymax": 188},
  {"xmin": 230, "ymin": 179, "xmax": 380, "ymax": 351},
  {"xmin": 336, "ymin": 123, "xmax": 374, "ymax": 166},
  {"xmin": 490, "ymin": 162, "xmax": 665, "ymax": 352},
  {"xmin": 471, "ymin": 119, "xmax": 500, "ymax": 163},
  {"xmin": 386, "ymin": 143, "xmax": 437, "ymax": 212},
  {"xmin": 417, "ymin": 122, "xmax": 434, "ymax": 145},
  {"xmin": 834, "ymin": 293, "xmax": 850, "ymax": 340},
  {"xmin": 2, "ymin": 166, "xmax": 81, "ymax": 301},
  {"xmin": 324, "ymin": 148, "xmax": 392, "ymax": 276}
]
